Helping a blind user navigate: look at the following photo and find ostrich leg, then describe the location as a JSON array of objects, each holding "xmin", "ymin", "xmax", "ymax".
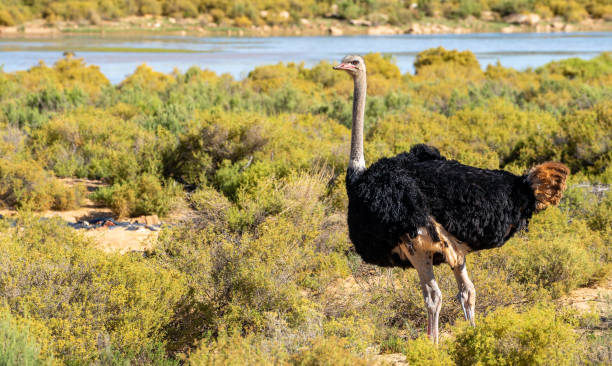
[
  {"xmin": 412, "ymin": 251, "xmax": 442, "ymax": 344},
  {"xmin": 453, "ymin": 262, "xmax": 475, "ymax": 326}
]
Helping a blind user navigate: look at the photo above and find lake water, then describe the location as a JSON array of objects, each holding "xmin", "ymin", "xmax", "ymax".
[{"xmin": 1, "ymin": 32, "xmax": 611, "ymax": 83}]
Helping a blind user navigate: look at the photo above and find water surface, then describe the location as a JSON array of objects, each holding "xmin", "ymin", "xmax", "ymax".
[{"xmin": 1, "ymin": 32, "xmax": 610, "ymax": 83}]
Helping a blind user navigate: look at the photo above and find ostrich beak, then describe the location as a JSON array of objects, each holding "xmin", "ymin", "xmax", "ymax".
[{"xmin": 333, "ymin": 63, "xmax": 355, "ymax": 70}]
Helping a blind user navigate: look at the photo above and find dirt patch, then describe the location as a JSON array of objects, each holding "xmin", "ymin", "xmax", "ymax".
[
  {"xmin": 0, "ymin": 178, "xmax": 179, "ymax": 253},
  {"xmin": 559, "ymin": 275, "xmax": 612, "ymax": 314},
  {"xmin": 84, "ymin": 226, "xmax": 158, "ymax": 253}
]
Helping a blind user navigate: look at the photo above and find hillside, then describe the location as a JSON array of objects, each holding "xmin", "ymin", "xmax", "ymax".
[
  {"xmin": 0, "ymin": 0, "xmax": 611, "ymax": 36},
  {"xmin": 0, "ymin": 49, "xmax": 610, "ymax": 364}
]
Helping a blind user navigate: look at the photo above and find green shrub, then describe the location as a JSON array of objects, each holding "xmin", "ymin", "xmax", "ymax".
[
  {"xmin": 451, "ymin": 305, "xmax": 579, "ymax": 366},
  {"xmin": 403, "ymin": 336, "xmax": 453, "ymax": 366},
  {"xmin": 540, "ymin": 53, "xmax": 612, "ymax": 81},
  {"xmin": 92, "ymin": 174, "xmax": 182, "ymax": 217},
  {"xmin": 0, "ymin": 308, "xmax": 46, "ymax": 366},
  {"xmin": 0, "ymin": 216, "xmax": 187, "ymax": 363},
  {"xmin": 0, "ymin": 10, "xmax": 15, "ymax": 26},
  {"xmin": 153, "ymin": 172, "xmax": 351, "ymax": 354},
  {"xmin": 414, "ymin": 47, "xmax": 481, "ymax": 75},
  {"xmin": 503, "ymin": 207, "xmax": 607, "ymax": 297},
  {"xmin": 0, "ymin": 158, "xmax": 82, "ymax": 211},
  {"xmin": 290, "ymin": 336, "xmax": 368, "ymax": 366}
]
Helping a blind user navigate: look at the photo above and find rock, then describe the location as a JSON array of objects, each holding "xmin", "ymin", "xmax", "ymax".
[
  {"xmin": 501, "ymin": 25, "xmax": 518, "ymax": 33},
  {"xmin": 551, "ymin": 20, "xmax": 565, "ymax": 29},
  {"xmin": 563, "ymin": 23, "xmax": 575, "ymax": 32},
  {"xmin": 480, "ymin": 10, "xmax": 496, "ymax": 21},
  {"xmin": 350, "ymin": 19, "xmax": 372, "ymax": 27},
  {"xmin": 372, "ymin": 353, "xmax": 408, "ymax": 366},
  {"xmin": 279, "ymin": 11, "xmax": 290, "ymax": 20},
  {"xmin": 259, "ymin": 10, "xmax": 268, "ymax": 18},
  {"xmin": 145, "ymin": 215, "xmax": 161, "ymax": 225},
  {"xmin": 299, "ymin": 18, "xmax": 310, "ymax": 26},
  {"xmin": 406, "ymin": 23, "xmax": 422, "ymax": 34},
  {"xmin": 367, "ymin": 25, "xmax": 399, "ymax": 35},
  {"xmin": 429, "ymin": 24, "xmax": 452, "ymax": 33},
  {"xmin": 328, "ymin": 26, "xmax": 343, "ymax": 36},
  {"xmin": 464, "ymin": 15, "xmax": 478, "ymax": 23},
  {"xmin": 536, "ymin": 24, "xmax": 551, "ymax": 32},
  {"xmin": 504, "ymin": 13, "xmax": 540, "ymax": 25},
  {"xmin": 168, "ymin": 17, "xmax": 176, "ymax": 24}
]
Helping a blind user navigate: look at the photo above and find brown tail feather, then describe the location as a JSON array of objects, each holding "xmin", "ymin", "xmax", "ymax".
[{"xmin": 526, "ymin": 162, "xmax": 570, "ymax": 211}]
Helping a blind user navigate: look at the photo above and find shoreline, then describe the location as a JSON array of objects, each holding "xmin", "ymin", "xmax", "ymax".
[{"xmin": 1, "ymin": 15, "xmax": 611, "ymax": 38}]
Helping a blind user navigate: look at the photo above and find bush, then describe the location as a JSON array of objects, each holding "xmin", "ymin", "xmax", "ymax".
[
  {"xmin": 0, "ymin": 158, "xmax": 83, "ymax": 211},
  {"xmin": 0, "ymin": 216, "xmax": 187, "ymax": 363},
  {"xmin": 403, "ymin": 336, "xmax": 453, "ymax": 366},
  {"xmin": 0, "ymin": 9, "xmax": 15, "ymax": 26},
  {"xmin": 0, "ymin": 308, "xmax": 46, "ymax": 366},
  {"xmin": 92, "ymin": 174, "xmax": 182, "ymax": 217},
  {"xmin": 414, "ymin": 47, "xmax": 481, "ymax": 75},
  {"xmin": 451, "ymin": 305, "xmax": 579, "ymax": 365}
]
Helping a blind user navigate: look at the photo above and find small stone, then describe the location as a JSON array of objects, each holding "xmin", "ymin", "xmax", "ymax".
[
  {"xmin": 367, "ymin": 25, "xmax": 399, "ymax": 35},
  {"xmin": 504, "ymin": 13, "xmax": 540, "ymax": 26},
  {"xmin": 480, "ymin": 10, "xmax": 496, "ymax": 21},
  {"xmin": 349, "ymin": 19, "xmax": 372, "ymax": 27},
  {"xmin": 144, "ymin": 215, "xmax": 161, "ymax": 226},
  {"xmin": 551, "ymin": 21, "xmax": 565, "ymax": 29},
  {"xmin": 406, "ymin": 23, "xmax": 422, "ymax": 34},
  {"xmin": 328, "ymin": 26, "xmax": 343, "ymax": 36}
]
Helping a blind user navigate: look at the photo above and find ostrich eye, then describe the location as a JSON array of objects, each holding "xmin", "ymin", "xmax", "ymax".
[{"xmin": 351, "ymin": 60, "xmax": 359, "ymax": 66}]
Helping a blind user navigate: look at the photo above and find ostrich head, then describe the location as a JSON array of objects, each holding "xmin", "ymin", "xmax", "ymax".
[{"xmin": 333, "ymin": 55, "xmax": 366, "ymax": 78}]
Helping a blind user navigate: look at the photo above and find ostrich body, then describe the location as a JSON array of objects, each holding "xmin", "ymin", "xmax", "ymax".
[{"xmin": 334, "ymin": 55, "xmax": 569, "ymax": 343}]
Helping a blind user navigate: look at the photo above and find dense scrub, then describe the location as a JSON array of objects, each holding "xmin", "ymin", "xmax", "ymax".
[
  {"xmin": 1, "ymin": 0, "xmax": 610, "ymax": 27},
  {"xmin": 0, "ymin": 50, "xmax": 611, "ymax": 363}
]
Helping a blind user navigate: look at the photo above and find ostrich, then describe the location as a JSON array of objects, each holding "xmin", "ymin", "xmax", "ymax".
[{"xmin": 333, "ymin": 55, "xmax": 569, "ymax": 343}]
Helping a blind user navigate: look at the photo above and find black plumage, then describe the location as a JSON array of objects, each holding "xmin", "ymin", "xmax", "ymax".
[{"xmin": 346, "ymin": 144, "xmax": 536, "ymax": 268}]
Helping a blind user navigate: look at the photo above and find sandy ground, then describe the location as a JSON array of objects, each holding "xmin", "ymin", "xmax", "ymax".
[
  {"xmin": 0, "ymin": 178, "xmax": 164, "ymax": 253},
  {"xmin": 559, "ymin": 275, "xmax": 612, "ymax": 315}
]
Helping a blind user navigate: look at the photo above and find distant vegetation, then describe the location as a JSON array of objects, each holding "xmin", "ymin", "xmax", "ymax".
[
  {"xmin": 0, "ymin": 50, "xmax": 611, "ymax": 363},
  {"xmin": 0, "ymin": 0, "xmax": 611, "ymax": 26}
]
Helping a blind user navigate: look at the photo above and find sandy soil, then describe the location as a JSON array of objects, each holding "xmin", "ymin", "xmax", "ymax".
[
  {"xmin": 0, "ymin": 178, "xmax": 165, "ymax": 253},
  {"xmin": 559, "ymin": 275, "xmax": 612, "ymax": 315}
]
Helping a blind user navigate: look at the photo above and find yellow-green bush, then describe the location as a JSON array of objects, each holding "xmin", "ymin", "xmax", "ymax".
[
  {"xmin": 0, "ymin": 216, "xmax": 187, "ymax": 363},
  {"xmin": 451, "ymin": 305, "xmax": 579, "ymax": 365},
  {"xmin": 120, "ymin": 64, "xmax": 176, "ymax": 93},
  {"xmin": 403, "ymin": 336, "xmax": 453, "ymax": 366},
  {"xmin": 504, "ymin": 207, "xmax": 606, "ymax": 297},
  {"xmin": 0, "ymin": 158, "xmax": 83, "ymax": 211},
  {"xmin": 92, "ymin": 173, "xmax": 182, "ymax": 217}
]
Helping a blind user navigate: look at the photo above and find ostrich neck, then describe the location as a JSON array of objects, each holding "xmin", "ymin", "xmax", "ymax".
[{"xmin": 348, "ymin": 74, "xmax": 366, "ymax": 177}]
